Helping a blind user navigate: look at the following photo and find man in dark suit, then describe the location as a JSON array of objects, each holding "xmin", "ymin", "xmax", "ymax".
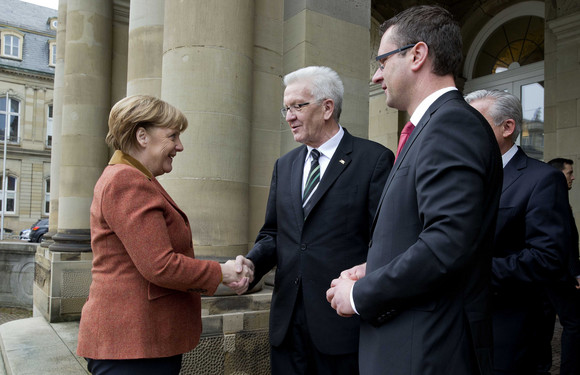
[
  {"xmin": 536, "ymin": 157, "xmax": 580, "ymax": 375},
  {"xmin": 465, "ymin": 89, "xmax": 573, "ymax": 374},
  {"xmin": 233, "ymin": 66, "xmax": 394, "ymax": 374},
  {"xmin": 326, "ymin": 6, "xmax": 502, "ymax": 375}
]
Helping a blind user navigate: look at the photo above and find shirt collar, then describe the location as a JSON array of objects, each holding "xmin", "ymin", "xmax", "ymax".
[
  {"xmin": 410, "ymin": 87, "xmax": 458, "ymax": 126},
  {"xmin": 306, "ymin": 125, "xmax": 344, "ymax": 160},
  {"xmin": 109, "ymin": 150, "xmax": 154, "ymax": 180},
  {"xmin": 502, "ymin": 143, "xmax": 518, "ymax": 168}
]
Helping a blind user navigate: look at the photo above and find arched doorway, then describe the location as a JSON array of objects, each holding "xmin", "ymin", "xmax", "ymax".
[{"xmin": 464, "ymin": 1, "xmax": 545, "ymax": 160}]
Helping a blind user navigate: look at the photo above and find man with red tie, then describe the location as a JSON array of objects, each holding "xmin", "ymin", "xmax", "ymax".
[{"xmin": 327, "ymin": 5, "xmax": 502, "ymax": 374}]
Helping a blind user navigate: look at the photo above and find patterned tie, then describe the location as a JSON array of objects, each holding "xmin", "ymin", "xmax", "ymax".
[
  {"xmin": 303, "ymin": 149, "xmax": 320, "ymax": 205},
  {"xmin": 395, "ymin": 121, "xmax": 415, "ymax": 160}
]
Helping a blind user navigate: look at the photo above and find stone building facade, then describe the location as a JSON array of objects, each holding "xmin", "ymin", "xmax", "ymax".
[{"xmin": 0, "ymin": 0, "xmax": 57, "ymax": 235}]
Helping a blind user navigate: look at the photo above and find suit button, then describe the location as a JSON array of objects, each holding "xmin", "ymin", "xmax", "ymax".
[
  {"xmin": 301, "ymin": 244, "xmax": 307, "ymax": 251},
  {"xmin": 294, "ymin": 277, "xmax": 300, "ymax": 285}
]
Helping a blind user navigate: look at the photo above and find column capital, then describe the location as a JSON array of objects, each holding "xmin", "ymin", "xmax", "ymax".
[{"xmin": 548, "ymin": 11, "xmax": 580, "ymax": 44}]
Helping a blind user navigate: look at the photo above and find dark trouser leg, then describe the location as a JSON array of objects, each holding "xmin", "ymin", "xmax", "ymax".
[
  {"xmin": 545, "ymin": 283, "xmax": 580, "ymax": 375},
  {"xmin": 86, "ymin": 355, "xmax": 182, "ymax": 375},
  {"xmin": 270, "ymin": 290, "xmax": 359, "ymax": 375}
]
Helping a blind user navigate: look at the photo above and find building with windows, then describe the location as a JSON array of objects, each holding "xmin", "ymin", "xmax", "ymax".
[{"xmin": 0, "ymin": 0, "xmax": 56, "ymax": 235}]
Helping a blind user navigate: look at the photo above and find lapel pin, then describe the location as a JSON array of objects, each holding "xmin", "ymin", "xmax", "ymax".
[{"xmin": 339, "ymin": 159, "xmax": 345, "ymax": 164}]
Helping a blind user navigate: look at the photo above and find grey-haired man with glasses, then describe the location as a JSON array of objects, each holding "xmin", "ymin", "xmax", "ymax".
[{"xmin": 233, "ymin": 66, "xmax": 394, "ymax": 374}]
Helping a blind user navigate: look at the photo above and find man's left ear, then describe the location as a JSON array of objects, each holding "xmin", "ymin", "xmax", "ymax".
[
  {"xmin": 503, "ymin": 119, "xmax": 516, "ymax": 138},
  {"xmin": 410, "ymin": 42, "xmax": 428, "ymax": 71},
  {"xmin": 323, "ymin": 99, "xmax": 334, "ymax": 121}
]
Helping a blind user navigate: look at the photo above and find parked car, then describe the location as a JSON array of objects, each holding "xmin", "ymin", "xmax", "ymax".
[
  {"xmin": 28, "ymin": 218, "xmax": 49, "ymax": 243},
  {"xmin": 19, "ymin": 228, "xmax": 30, "ymax": 241}
]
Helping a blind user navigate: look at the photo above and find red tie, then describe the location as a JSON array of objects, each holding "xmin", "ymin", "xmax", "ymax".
[{"xmin": 395, "ymin": 121, "xmax": 415, "ymax": 159}]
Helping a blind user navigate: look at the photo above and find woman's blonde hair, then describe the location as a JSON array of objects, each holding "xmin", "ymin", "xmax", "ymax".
[{"xmin": 106, "ymin": 95, "xmax": 188, "ymax": 152}]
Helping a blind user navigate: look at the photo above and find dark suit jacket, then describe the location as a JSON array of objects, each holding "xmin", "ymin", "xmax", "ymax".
[
  {"xmin": 247, "ymin": 129, "xmax": 394, "ymax": 355},
  {"xmin": 491, "ymin": 147, "xmax": 572, "ymax": 372},
  {"xmin": 353, "ymin": 90, "xmax": 502, "ymax": 375}
]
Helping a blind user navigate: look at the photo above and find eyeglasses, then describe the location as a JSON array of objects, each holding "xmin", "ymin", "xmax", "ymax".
[
  {"xmin": 375, "ymin": 44, "xmax": 415, "ymax": 71},
  {"xmin": 280, "ymin": 102, "xmax": 312, "ymax": 117}
]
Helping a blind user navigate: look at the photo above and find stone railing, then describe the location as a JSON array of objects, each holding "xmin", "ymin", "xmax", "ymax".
[{"xmin": 0, "ymin": 241, "xmax": 36, "ymax": 309}]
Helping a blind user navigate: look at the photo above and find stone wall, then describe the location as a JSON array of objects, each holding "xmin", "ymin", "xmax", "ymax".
[{"xmin": 0, "ymin": 242, "xmax": 36, "ymax": 309}]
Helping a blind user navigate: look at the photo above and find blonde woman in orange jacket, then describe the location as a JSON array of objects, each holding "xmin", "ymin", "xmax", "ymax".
[{"xmin": 77, "ymin": 95, "xmax": 252, "ymax": 375}]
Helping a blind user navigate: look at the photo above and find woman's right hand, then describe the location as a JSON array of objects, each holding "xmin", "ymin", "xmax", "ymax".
[{"xmin": 220, "ymin": 256, "xmax": 254, "ymax": 294}]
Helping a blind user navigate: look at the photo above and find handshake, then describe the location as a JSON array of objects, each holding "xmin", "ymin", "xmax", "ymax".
[{"xmin": 220, "ymin": 255, "xmax": 255, "ymax": 295}]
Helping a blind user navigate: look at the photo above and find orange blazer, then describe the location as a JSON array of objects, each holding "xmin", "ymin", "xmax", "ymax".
[{"xmin": 77, "ymin": 151, "xmax": 222, "ymax": 360}]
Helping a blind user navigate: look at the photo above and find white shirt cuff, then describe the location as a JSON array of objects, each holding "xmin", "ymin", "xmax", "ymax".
[{"xmin": 350, "ymin": 283, "xmax": 359, "ymax": 315}]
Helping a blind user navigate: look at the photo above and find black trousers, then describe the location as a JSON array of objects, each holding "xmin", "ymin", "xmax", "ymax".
[
  {"xmin": 86, "ymin": 354, "xmax": 182, "ymax": 375},
  {"xmin": 536, "ymin": 283, "xmax": 580, "ymax": 375},
  {"xmin": 270, "ymin": 290, "xmax": 359, "ymax": 375}
]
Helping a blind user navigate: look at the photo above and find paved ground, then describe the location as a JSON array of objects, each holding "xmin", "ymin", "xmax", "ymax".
[
  {"xmin": 0, "ymin": 307, "xmax": 565, "ymax": 373},
  {"xmin": 0, "ymin": 308, "xmax": 32, "ymax": 326}
]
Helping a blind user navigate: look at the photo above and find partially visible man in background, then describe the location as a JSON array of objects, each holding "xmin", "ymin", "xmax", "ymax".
[
  {"xmin": 539, "ymin": 157, "xmax": 580, "ymax": 375},
  {"xmin": 466, "ymin": 89, "xmax": 574, "ymax": 375},
  {"xmin": 550, "ymin": 158, "xmax": 575, "ymax": 191}
]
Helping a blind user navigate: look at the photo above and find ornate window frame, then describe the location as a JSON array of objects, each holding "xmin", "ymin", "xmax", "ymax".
[{"xmin": 1, "ymin": 30, "xmax": 24, "ymax": 60}]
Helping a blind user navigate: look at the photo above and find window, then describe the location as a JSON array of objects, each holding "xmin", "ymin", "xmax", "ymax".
[
  {"xmin": 46, "ymin": 104, "xmax": 53, "ymax": 147},
  {"xmin": 48, "ymin": 17, "xmax": 58, "ymax": 31},
  {"xmin": 44, "ymin": 178, "xmax": 50, "ymax": 215},
  {"xmin": 473, "ymin": 16, "xmax": 544, "ymax": 78},
  {"xmin": 1, "ymin": 31, "xmax": 23, "ymax": 60},
  {"xmin": 0, "ymin": 96, "xmax": 20, "ymax": 143},
  {"xmin": 49, "ymin": 40, "xmax": 57, "ymax": 67},
  {"xmin": 520, "ymin": 81, "xmax": 544, "ymax": 160},
  {"xmin": 462, "ymin": 2, "xmax": 545, "ymax": 161},
  {"xmin": 0, "ymin": 175, "xmax": 17, "ymax": 214}
]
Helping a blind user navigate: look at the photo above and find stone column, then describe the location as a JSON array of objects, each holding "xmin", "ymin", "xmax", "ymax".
[
  {"xmin": 34, "ymin": 0, "xmax": 113, "ymax": 322},
  {"xmin": 248, "ymin": 0, "xmax": 284, "ymax": 244},
  {"xmin": 282, "ymin": 0, "xmax": 372, "ymax": 153},
  {"xmin": 126, "ymin": 0, "xmax": 164, "ymax": 97},
  {"xmin": 46, "ymin": 0, "xmax": 66, "ymax": 235},
  {"xmin": 160, "ymin": 0, "xmax": 254, "ymax": 260},
  {"xmin": 545, "ymin": 3, "xmax": 580, "ymax": 219},
  {"xmin": 52, "ymin": 0, "xmax": 112, "ymax": 251}
]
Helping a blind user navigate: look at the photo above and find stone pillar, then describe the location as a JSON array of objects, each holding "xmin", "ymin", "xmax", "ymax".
[
  {"xmin": 53, "ymin": 0, "xmax": 112, "ymax": 251},
  {"xmin": 545, "ymin": 3, "xmax": 580, "ymax": 220},
  {"xmin": 126, "ymin": 0, "xmax": 164, "ymax": 97},
  {"xmin": 34, "ymin": 0, "xmax": 113, "ymax": 322},
  {"xmin": 248, "ymin": 0, "xmax": 284, "ymax": 245},
  {"xmin": 45, "ymin": 0, "xmax": 66, "ymax": 237},
  {"xmin": 110, "ymin": 3, "xmax": 129, "ymax": 104},
  {"xmin": 282, "ymin": 0, "xmax": 372, "ymax": 153},
  {"xmin": 160, "ymin": 0, "xmax": 254, "ymax": 260}
]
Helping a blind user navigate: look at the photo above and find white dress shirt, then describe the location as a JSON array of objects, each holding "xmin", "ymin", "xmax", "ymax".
[
  {"xmin": 502, "ymin": 143, "xmax": 518, "ymax": 168},
  {"xmin": 302, "ymin": 125, "xmax": 344, "ymax": 198}
]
